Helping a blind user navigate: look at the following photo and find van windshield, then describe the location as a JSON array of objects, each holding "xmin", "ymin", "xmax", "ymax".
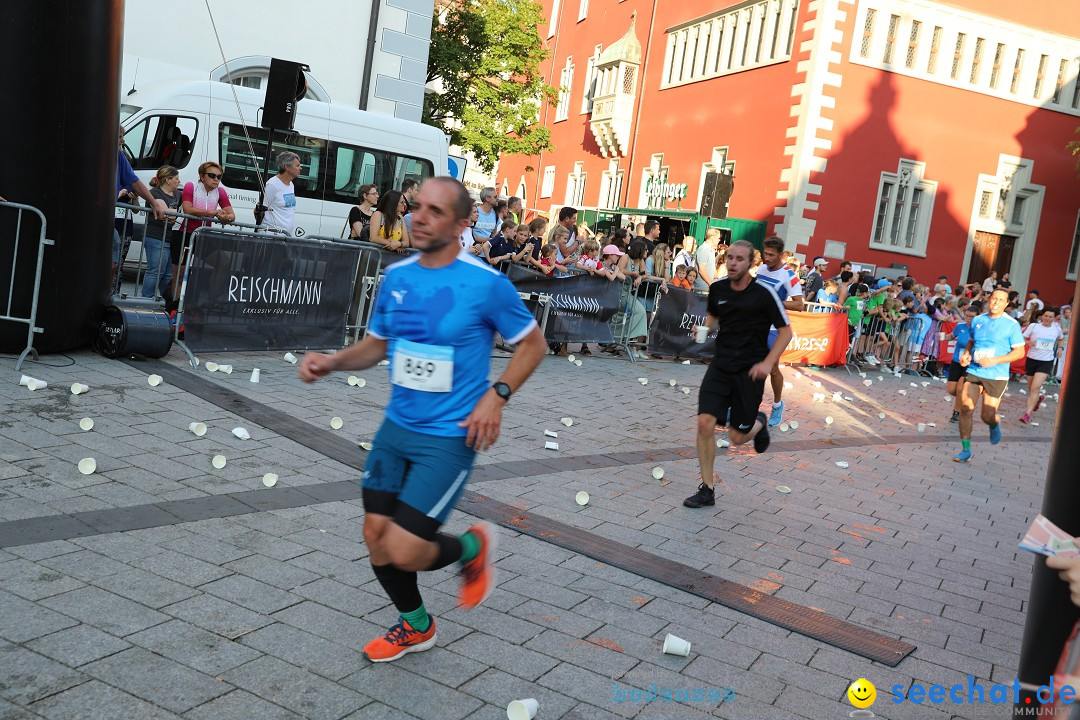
[{"xmin": 120, "ymin": 104, "xmax": 141, "ymax": 122}]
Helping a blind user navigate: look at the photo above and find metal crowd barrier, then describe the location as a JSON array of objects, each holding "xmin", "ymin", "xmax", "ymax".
[
  {"xmin": 113, "ymin": 202, "xmax": 286, "ymax": 304},
  {"xmin": 1, "ymin": 201, "xmax": 53, "ymax": 371},
  {"xmin": 845, "ymin": 309, "xmax": 943, "ymax": 377}
]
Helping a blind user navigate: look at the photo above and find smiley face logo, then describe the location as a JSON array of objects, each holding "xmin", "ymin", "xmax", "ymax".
[{"xmin": 847, "ymin": 678, "xmax": 876, "ymax": 709}]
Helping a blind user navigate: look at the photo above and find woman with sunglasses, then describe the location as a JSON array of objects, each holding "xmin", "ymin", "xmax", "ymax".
[
  {"xmin": 173, "ymin": 162, "xmax": 235, "ymax": 306},
  {"xmin": 369, "ymin": 190, "xmax": 411, "ymax": 253},
  {"xmin": 349, "ymin": 184, "xmax": 378, "ymax": 242}
]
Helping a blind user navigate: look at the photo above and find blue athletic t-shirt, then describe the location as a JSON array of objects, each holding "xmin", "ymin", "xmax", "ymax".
[
  {"xmin": 368, "ymin": 251, "xmax": 538, "ymax": 436},
  {"xmin": 965, "ymin": 313, "xmax": 1024, "ymax": 381},
  {"xmin": 951, "ymin": 322, "xmax": 971, "ymax": 363}
]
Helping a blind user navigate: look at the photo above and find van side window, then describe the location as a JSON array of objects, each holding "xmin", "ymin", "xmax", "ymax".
[
  {"xmin": 219, "ymin": 123, "xmax": 325, "ymax": 200},
  {"xmin": 326, "ymin": 142, "xmax": 434, "ymax": 204},
  {"xmin": 123, "ymin": 116, "xmax": 198, "ymax": 170}
]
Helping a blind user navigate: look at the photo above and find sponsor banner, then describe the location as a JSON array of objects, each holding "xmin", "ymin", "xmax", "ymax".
[
  {"xmin": 512, "ymin": 273, "xmax": 621, "ymax": 343},
  {"xmin": 182, "ymin": 230, "xmax": 360, "ymax": 352},
  {"xmin": 647, "ymin": 289, "xmax": 849, "ymax": 365}
]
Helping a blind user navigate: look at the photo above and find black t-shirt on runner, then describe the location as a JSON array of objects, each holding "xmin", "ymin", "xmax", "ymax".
[{"xmin": 707, "ymin": 278, "xmax": 790, "ymax": 371}]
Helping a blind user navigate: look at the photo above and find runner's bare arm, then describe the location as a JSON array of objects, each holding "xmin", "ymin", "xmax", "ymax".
[
  {"xmin": 298, "ymin": 335, "xmax": 388, "ymax": 382},
  {"xmin": 751, "ymin": 324, "xmax": 793, "ymax": 380},
  {"xmin": 459, "ymin": 326, "xmax": 547, "ymax": 451}
]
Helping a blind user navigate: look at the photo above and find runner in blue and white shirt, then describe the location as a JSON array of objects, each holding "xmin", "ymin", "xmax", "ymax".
[
  {"xmin": 298, "ymin": 178, "xmax": 548, "ymax": 663},
  {"xmin": 754, "ymin": 237, "xmax": 804, "ymax": 426},
  {"xmin": 954, "ymin": 289, "xmax": 1026, "ymax": 463}
]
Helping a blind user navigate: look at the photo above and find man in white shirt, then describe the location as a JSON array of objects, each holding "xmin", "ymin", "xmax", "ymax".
[
  {"xmin": 472, "ymin": 187, "xmax": 499, "ymax": 242},
  {"xmin": 981, "ymin": 271, "xmax": 998, "ymax": 293},
  {"xmin": 1025, "ymin": 289, "xmax": 1044, "ymax": 314},
  {"xmin": 262, "ymin": 151, "xmax": 301, "ymax": 235}
]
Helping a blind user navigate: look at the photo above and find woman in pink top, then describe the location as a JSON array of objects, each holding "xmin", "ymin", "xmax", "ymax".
[{"xmin": 173, "ymin": 162, "xmax": 235, "ymax": 305}]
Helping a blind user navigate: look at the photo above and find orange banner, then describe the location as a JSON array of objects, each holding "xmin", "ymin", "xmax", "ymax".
[{"xmin": 779, "ymin": 311, "xmax": 850, "ymax": 366}]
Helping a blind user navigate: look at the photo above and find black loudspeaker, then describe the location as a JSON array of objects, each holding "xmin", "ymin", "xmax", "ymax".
[
  {"xmin": 700, "ymin": 171, "xmax": 734, "ymax": 219},
  {"xmin": 94, "ymin": 306, "xmax": 173, "ymax": 359},
  {"xmin": 262, "ymin": 58, "xmax": 309, "ymax": 130}
]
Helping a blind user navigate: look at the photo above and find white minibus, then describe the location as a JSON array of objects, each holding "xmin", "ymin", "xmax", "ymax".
[{"xmin": 119, "ymin": 80, "xmax": 448, "ymax": 249}]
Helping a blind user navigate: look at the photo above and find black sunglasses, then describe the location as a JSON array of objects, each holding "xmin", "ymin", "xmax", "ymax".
[{"xmin": 205, "ymin": 172, "xmax": 222, "ymax": 180}]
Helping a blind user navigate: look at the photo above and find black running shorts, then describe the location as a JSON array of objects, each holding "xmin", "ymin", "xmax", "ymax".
[{"xmin": 698, "ymin": 364, "xmax": 765, "ymax": 432}]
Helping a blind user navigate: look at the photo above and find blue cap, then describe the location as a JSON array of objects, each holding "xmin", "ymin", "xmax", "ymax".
[{"xmin": 876, "ymin": 278, "xmax": 891, "ymax": 289}]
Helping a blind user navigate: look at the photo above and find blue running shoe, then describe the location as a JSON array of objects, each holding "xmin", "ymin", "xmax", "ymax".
[
  {"xmin": 989, "ymin": 424, "xmax": 1002, "ymax": 445},
  {"xmin": 953, "ymin": 449, "xmax": 972, "ymax": 463},
  {"xmin": 768, "ymin": 401, "xmax": 784, "ymax": 427}
]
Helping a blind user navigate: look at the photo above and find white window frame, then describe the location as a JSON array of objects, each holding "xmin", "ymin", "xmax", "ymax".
[
  {"xmin": 555, "ymin": 57, "xmax": 574, "ymax": 122},
  {"xmin": 548, "ymin": 0, "xmax": 561, "ymax": 39},
  {"xmin": 541, "ymin": 166, "xmax": 556, "ymax": 198},
  {"xmin": 578, "ymin": 0, "xmax": 588, "ymax": 22},
  {"xmin": 1067, "ymin": 209, "xmax": 1080, "ymax": 281},
  {"xmin": 565, "ymin": 161, "xmax": 586, "ymax": 206},
  {"xmin": 598, "ymin": 159, "xmax": 624, "ymax": 209},
  {"xmin": 868, "ymin": 159, "xmax": 937, "ymax": 257},
  {"xmin": 581, "ymin": 45, "xmax": 602, "ymax": 114}
]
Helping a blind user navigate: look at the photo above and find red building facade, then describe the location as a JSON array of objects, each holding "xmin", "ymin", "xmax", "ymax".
[{"xmin": 496, "ymin": 0, "xmax": 1080, "ymax": 302}]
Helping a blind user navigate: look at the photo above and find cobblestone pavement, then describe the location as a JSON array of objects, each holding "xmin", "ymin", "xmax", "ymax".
[{"xmin": 1, "ymin": 345, "xmax": 1058, "ymax": 719}]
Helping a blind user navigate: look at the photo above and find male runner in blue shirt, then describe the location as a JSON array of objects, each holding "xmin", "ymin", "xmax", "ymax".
[
  {"xmin": 300, "ymin": 177, "xmax": 548, "ymax": 662},
  {"xmin": 954, "ymin": 289, "xmax": 1026, "ymax": 462}
]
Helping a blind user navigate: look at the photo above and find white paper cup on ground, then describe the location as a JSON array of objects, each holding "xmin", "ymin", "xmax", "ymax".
[
  {"xmin": 778, "ymin": 422, "xmax": 789, "ymax": 432},
  {"xmin": 825, "ymin": 416, "xmax": 834, "ymax": 425},
  {"xmin": 716, "ymin": 437, "xmax": 730, "ymax": 448},
  {"xmin": 652, "ymin": 467, "xmax": 665, "ymax": 480},
  {"xmin": 250, "ymin": 368, "xmax": 260, "ymax": 383},
  {"xmin": 574, "ymin": 359, "xmax": 582, "ymax": 366},
  {"xmin": 788, "ymin": 421, "xmax": 799, "ymax": 430},
  {"xmin": 70, "ymin": 383, "xmax": 89, "ymax": 395},
  {"xmin": 232, "ymin": 427, "xmax": 251, "ymax": 440},
  {"xmin": 917, "ymin": 423, "xmax": 926, "ymax": 432},
  {"xmin": 206, "ymin": 362, "xmax": 219, "ymax": 372},
  {"xmin": 545, "ymin": 441, "xmax": 559, "ymax": 450},
  {"xmin": 355, "ymin": 377, "xmax": 367, "ymax": 387},
  {"xmin": 347, "ymin": 375, "xmax": 359, "ymax": 386},
  {"xmin": 695, "ymin": 325, "xmax": 709, "ymax": 344},
  {"xmin": 682, "ymin": 359, "xmax": 691, "ymax": 365},
  {"xmin": 863, "ymin": 379, "xmax": 873, "ymax": 387},
  {"xmin": 78, "ymin": 458, "xmax": 97, "ymax": 475},
  {"xmin": 148, "ymin": 374, "xmax": 163, "ymax": 387},
  {"xmin": 561, "ymin": 417, "xmax": 573, "ymax": 427},
  {"xmin": 359, "ymin": 442, "xmax": 373, "ymax": 451},
  {"xmin": 188, "ymin": 422, "xmax": 207, "ymax": 437},
  {"xmin": 262, "ymin": 473, "xmax": 278, "ymax": 488},
  {"xmin": 575, "ymin": 491, "xmax": 589, "ymax": 506},
  {"xmin": 79, "ymin": 417, "xmax": 94, "ymax": 431},
  {"xmin": 212, "ymin": 454, "xmax": 227, "ymax": 469},
  {"xmin": 669, "ymin": 379, "xmax": 677, "ymax": 386},
  {"xmin": 681, "ymin": 387, "xmax": 690, "ymax": 394},
  {"xmin": 878, "ymin": 412, "xmax": 887, "ymax": 419},
  {"xmin": 283, "ymin": 352, "xmax": 297, "ymax": 364},
  {"xmin": 567, "ymin": 355, "xmax": 576, "ymax": 362},
  {"xmin": 662, "ymin": 633, "xmax": 691, "ymax": 656},
  {"xmin": 507, "ymin": 698, "xmax": 539, "ymax": 720},
  {"xmin": 19, "ymin": 374, "xmax": 35, "ymax": 387},
  {"xmin": 330, "ymin": 417, "xmax": 344, "ymax": 430},
  {"xmin": 28, "ymin": 379, "xmax": 47, "ymax": 390},
  {"xmin": 776, "ymin": 485, "xmax": 792, "ymax": 494},
  {"xmin": 544, "ymin": 430, "xmax": 558, "ymax": 438},
  {"xmin": 836, "ymin": 461, "xmax": 849, "ymax": 469},
  {"xmin": 637, "ymin": 377, "xmax": 648, "ymax": 385},
  {"xmin": 218, "ymin": 364, "xmax": 233, "ymax": 374}
]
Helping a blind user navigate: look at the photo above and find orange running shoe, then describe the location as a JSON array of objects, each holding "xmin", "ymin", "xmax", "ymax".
[
  {"xmin": 362, "ymin": 618, "xmax": 437, "ymax": 662},
  {"xmin": 459, "ymin": 522, "xmax": 498, "ymax": 609}
]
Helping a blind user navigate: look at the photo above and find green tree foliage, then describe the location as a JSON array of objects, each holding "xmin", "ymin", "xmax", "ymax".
[{"xmin": 424, "ymin": 0, "xmax": 558, "ymax": 173}]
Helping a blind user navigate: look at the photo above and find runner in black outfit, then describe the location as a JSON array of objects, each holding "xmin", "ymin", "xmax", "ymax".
[{"xmin": 685, "ymin": 240, "xmax": 793, "ymax": 508}]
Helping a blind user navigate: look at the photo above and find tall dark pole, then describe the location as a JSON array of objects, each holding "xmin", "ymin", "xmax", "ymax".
[
  {"xmin": 1016, "ymin": 279, "xmax": 1080, "ymax": 707},
  {"xmin": 0, "ymin": 0, "xmax": 124, "ymax": 354}
]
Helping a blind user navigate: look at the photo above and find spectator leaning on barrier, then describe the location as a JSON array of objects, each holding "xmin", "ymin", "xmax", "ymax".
[
  {"xmin": 550, "ymin": 206, "xmax": 579, "ymax": 263},
  {"xmin": 370, "ymin": 190, "xmax": 411, "ymax": 253},
  {"xmin": 142, "ymin": 165, "xmax": 182, "ymax": 300},
  {"xmin": 526, "ymin": 217, "xmax": 547, "ymax": 261},
  {"xmin": 349, "ymin": 184, "xmax": 379, "ymax": 241},
  {"xmin": 115, "ymin": 125, "xmax": 167, "ymax": 282},
  {"xmin": 460, "ymin": 205, "xmax": 478, "ymax": 250},
  {"xmin": 485, "ymin": 221, "xmax": 517, "ymax": 266},
  {"xmin": 637, "ymin": 219, "xmax": 660, "ymax": 254},
  {"xmin": 694, "ymin": 228, "xmax": 722, "ymax": 292},
  {"xmin": 673, "ymin": 237, "xmax": 695, "ymax": 271},
  {"xmin": 473, "ymin": 188, "xmax": 498, "ymax": 241},
  {"xmin": 263, "ymin": 151, "xmax": 300, "ymax": 235},
  {"xmin": 507, "ymin": 196, "xmax": 522, "ymax": 224},
  {"xmin": 804, "ymin": 257, "xmax": 827, "ymax": 300}
]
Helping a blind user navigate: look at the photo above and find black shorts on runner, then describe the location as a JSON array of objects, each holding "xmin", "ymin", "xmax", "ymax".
[
  {"xmin": 698, "ymin": 364, "xmax": 765, "ymax": 432},
  {"xmin": 946, "ymin": 361, "xmax": 967, "ymax": 383},
  {"xmin": 1025, "ymin": 358, "xmax": 1054, "ymax": 377},
  {"xmin": 964, "ymin": 374, "xmax": 1008, "ymax": 400}
]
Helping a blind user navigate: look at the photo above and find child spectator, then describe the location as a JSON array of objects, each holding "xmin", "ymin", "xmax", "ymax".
[
  {"xmin": 526, "ymin": 217, "xmax": 547, "ymax": 261},
  {"xmin": 527, "ymin": 243, "xmax": 568, "ymax": 277},
  {"xmin": 575, "ymin": 239, "xmax": 604, "ymax": 273},
  {"xmin": 670, "ymin": 264, "xmax": 693, "ymax": 290},
  {"xmin": 814, "ymin": 279, "xmax": 841, "ymax": 311},
  {"xmin": 845, "ymin": 283, "xmax": 869, "ymax": 360},
  {"xmin": 485, "ymin": 220, "xmax": 517, "ymax": 266}
]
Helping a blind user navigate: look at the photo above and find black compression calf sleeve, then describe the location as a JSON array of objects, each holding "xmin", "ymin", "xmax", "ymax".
[
  {"xmin": 427, "ymin": 533, "xmax": 463, "ymax": 570},
  {"xmin": 371, "ymin": 563, "xmax": 422, "ymax": 614}
]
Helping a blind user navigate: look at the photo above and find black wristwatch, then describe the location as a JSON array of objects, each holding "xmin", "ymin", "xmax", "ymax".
[{"xmin": 492, "ymin": 381, "xmax": 513, "ymax": 401}]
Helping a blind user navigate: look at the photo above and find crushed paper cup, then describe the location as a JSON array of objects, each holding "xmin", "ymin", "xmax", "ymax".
[
  {"xmin": 78, "ymin": 417, "xmax": 94, "ymax": 431},
  {"xmin": 832, "ymin": 391, "xmax": 842, "ymax": 401},
  {"xmin": 844, "ymin": 396, "xmax": 854, "ymax": 402},
  {"xmin": 836, "ymin": 461, "xmax": 849, "ymax": 469},
  {"xmin": 776, "ymin": 486, "xmax": 792, "ymax": 494},
  {"xmin": 788, "ymin": 421, "xmax": 799, "ymax": 430},
  {"xmin": 651, "ymin": 467, "xmax": 665, "ymax": 480},
  {"xmin": 921, "ymin": 381, "xmax": 930, "ymax": 387},
  {"xmin": 917, "ymin": 423, "xmax": 926, "ymax": 432},
  {"xmin": 544, "ymin": 430, "xmax": 558, "ymax": 438},
  {"xmin": 283, "ymin": 352, "xmax": 297, "ymax": 364},
  {"xmin": 359, "ymin": 442, "xmax": 373, "ymax": 451},
  {"xmin": 910, "ymin": 382, "xmax": 918, "ymax": 388},
  {"xmin": 212, "ymin": 455, "xmax": 227, "ymax": 469},
  {"xmin": 70, "ymin": 383, "xmax": 89, "ymax": 395},
  {"xmin": 898, "ymin": 389, "xmax": 907, "ymax": 396},
  {"xmin": 682, "ymin": 359, "xmax": 691, "ymax": 365},
  {"xmin": 232, "ymin": 427, "xmax": 251, "ymax": 440},
  {"xmin": 1019, "ymin": 388, "xmax": 1027, "ymax": 394},
  {"xmin": 927, "ymin": 422, "xmax": 937, "ymax": 428},
  {"xmin": 147, "ymin": 374, "xmax": 163, "ymax": 387},
  {"xmin": 188, "ymin": 422, "xmax": 207, "ymax": 437},
  {"xmin": 1031, "ymin": 422, "xmax": 1040, "ymax": 426},
  {"xmin": 561, "ymin": 417, "xmax": 573, "ymax": 427},
  {"xmin": 77, "ymin": 458, "xmax": 96, "ymax": 475},
  {"xmin": 377, "ymin": 359, "xmax": 390, "ymax": 366},
  {"xmin": 878, "ymin": 376, "xmax": 884, "ymax": 382},
  {"xmin": 863, "ymin": 380, "xmax": 873, "ymax": 387},
  {"xmin": 662, "ymin": 633, "xmax": 691, "ymax": 656},
  {"xmin": 681, "ymin": 387, "xmax": 691, "ymax": 394},
  {"xmin": 330, "ymin": 417, "xmax": 344, "ymax": 430},
  {"xmin": 575, "ymin": 491, "xmax": 589, "ymax": 505},
  {"xmin": 507, "ymin": 698, "xmax": 539, "ymax": 720},
  {"xmin": 779, "ymin": 422, "xmax": 789, "ymax": 432},
  {"xmin": 262, "ymin": 473, "xmax": 278, "ymax": 487},
  {"xmin": 879, "ymin": 412, "xmax": 887, "ymax": 419},
  {"xmin": 574, "ymin": 359, "xmax": 582, "ymax": 366},
  {"xmin": 716, "ymin": 437, "xmax": 730, "ymax": 448},
  {"xmin": 814, "ymin": 381, "xmax": 822, "ymax": 388},
  {"xmin": 637, "ymin": 377, "xmax": 648, "ymax": 385},
  {"xmin": 544, "ymin": 441, "xmax": 559, "ymax": 450},
  {"xmin": 858, "ymin": 372, "xmax": 866, "ymax": 378},
  {"xmin": 206, "ymin": 362, "xmax": 219, "ymax": 372},
  {"xmin": 567, "ymin": 355, "xmax": 576, "ymax": 362},
  {"xmin": 250, "ymin": 369, "xmax": 260, "ymax": 383},
  {"xmin": 825, "ymin": 416, "xmax": 834, "ymax": 425},
  {"xmin": 669, "ymin": 379, "xmax": 677, "ymax": 387}
]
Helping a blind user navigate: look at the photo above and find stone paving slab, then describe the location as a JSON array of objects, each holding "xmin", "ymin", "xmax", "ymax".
[{"xmin": 1, "ymin": 346, "xmax": 1060, "ymax": 718}]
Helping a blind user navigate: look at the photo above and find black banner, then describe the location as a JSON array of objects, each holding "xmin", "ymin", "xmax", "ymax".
[
  {"xmin": 513, "ymin": 273, "xmax": 621, "ymax": 343},
  {"xmin": 182, "ymin": 231, "xmax": 360, "ymax": 352},
  {"xmin": 646, "ymin": 287, "xmax": 715, "ymax": 360}
]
